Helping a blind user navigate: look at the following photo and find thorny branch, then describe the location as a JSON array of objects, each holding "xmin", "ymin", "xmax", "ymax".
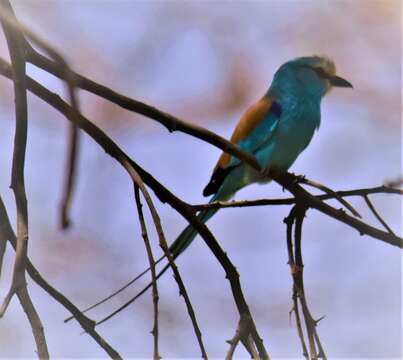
[
  {"xmin": 285, "ymin": 205, "xmax": 326, "ymax": 359},
  {"xmin": 132, "ymin": 170, "xmax": 207, "ymax": 359},
  {"xmin": 134, "ymin": 186, "xmax": 161, "ymax": 359},
  {"xmin": 0, "ymin": 3, "xmax": 401, "ymax": 359},
  {"xmin": 225, "ymin": 314, "xmax": 259, "ymax": 360},
  {"xmin": 363, "ymin": 195, "xmax": 396, "ymax": 236},
  {"xmin": 192, "ymin": 185, "xmax": 402, "ymax": 211}
]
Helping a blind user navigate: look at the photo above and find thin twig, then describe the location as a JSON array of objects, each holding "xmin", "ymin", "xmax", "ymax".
[
  {"xmin": 284, "ymin": 209, "xmax": 308, "ymax": 358},
  {"xmin": 58, "ymin": 60, "xmax": 80, "ymax": 230},
  {"xmin": 16, "ymin": 287, "xmax": 48, "ymax": 358},
  {"xmin": 293, "ymin": 206, "xmax": 326, "ymax": 359},
  {"xmin": 297, "ymin": 176, "xmax": 361, "ymax": 218},
  {"xmin": 60, "ymin": 121, "xmax": 80, "ymax": 229},
  {"xmin": 270, "ymin": 169, "xmax": 403, "ymax": 248},
  {"xmin": 363, "ymin": 195, "xmax": 396, "ymax": 236},
  {"xmin": 0, "ymin": 207, "xmax": 10, "ymax": 277},
  {"xmin": 225, "ymin": 314, "xmax": 258, "ymax": 360},
  {"xmin": 134, "ymin": 186, "xmax": 161, "ymax": 359},
  {"xmin": 294, "ymin": 208, "xmax": 318, "ymax": 359},
  {"xmin": 64, "ymin": 257, "xmax": 163, "ymax": 321},
  {"xmin": 291, "ymin": 292, "xmax": 309, "ymax": 359},
  {"xmin": 94, "ymin": 263, "xmax": 169, "ymax": 326},
  {"xmin": 193, "ymin": 186, "xmax": 402, "ymax": 211}
]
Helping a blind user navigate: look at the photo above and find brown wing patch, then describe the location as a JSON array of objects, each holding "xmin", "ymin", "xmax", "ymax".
[
  {"xmin": 202, "ymin": 95, "xmax": 273, "ymax": 197},
  {"xmin": 217, "ymin": 95, "xmax": 273, "ymax": 169}
]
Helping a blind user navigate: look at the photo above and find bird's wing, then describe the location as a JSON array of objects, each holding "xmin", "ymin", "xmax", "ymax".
[{"xmin": 203, "ymin": 95, "xmax": 282, "ymax": 196}]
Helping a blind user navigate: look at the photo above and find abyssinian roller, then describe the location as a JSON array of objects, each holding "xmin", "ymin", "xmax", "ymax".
[{"xmin": 106, "ymin": 56, "xmax": 353, "ymax": 303}]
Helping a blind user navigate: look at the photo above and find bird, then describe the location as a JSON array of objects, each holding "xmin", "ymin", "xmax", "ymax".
[
  {"xmin": 98, "ymin": 55, "xmax": 353, "ymax": 306},
  {"xmin": 169, "ymin": 55, "xmax": 352, "ymax": 257}
]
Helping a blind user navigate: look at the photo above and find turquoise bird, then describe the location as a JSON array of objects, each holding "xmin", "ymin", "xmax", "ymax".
[
  {"xmin": 114, "ymin": 56, "xmax": 353, "ymax": 299},
  {"xmin": 169, "ymin": 55, "xmax": 352, "ymax": 256}
]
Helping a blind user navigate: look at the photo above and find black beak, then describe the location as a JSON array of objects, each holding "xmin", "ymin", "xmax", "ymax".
[{"xmin": 329, "ymin": 75, "xmax": 353, "ymax": 88}]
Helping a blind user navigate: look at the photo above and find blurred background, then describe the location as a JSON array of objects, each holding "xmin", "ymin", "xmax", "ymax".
[{"xmin": 0, "ymin": 0, "xmax": 401, "ymax": 358}]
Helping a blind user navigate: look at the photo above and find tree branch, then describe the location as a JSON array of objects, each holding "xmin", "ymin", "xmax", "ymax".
[
  {"xmin": 134, "ymin": 185, "xmax": 161, "ymax": 359},
  {"xmin": 285, "ymin": 205, "xmax": 326, "ymax": 359},
  {"xmin": 363, "ymin": 195, "xmax": 396, "ymax": 236},
  {"xmin": 0, "ymin": 2, "xmax": 49, "ymax": 358},
  {"xmin": 192, "ymin": 185, "xmax": 402, "ymax": 211},
  {"xmin": 296, "ymin": 176, "xmax": 361, "ymax": 218}
]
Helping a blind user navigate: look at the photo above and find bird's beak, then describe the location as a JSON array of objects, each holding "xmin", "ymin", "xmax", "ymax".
[{"xmin": 329, "ymin": 75, "xmax": 353, "ymax": 88}]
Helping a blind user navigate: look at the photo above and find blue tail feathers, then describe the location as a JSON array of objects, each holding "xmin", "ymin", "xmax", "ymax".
[{"xmin": 168, "ymin": 192, "xmax": 226, "ymax": 257}]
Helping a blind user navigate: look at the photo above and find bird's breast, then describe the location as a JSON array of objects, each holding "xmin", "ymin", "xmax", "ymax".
[{"xmin": 255, "ymin": 99, "xmax": 320, "ymax": 172}]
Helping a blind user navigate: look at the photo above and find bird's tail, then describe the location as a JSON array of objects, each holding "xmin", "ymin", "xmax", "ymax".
[{"xmin": 168, "ymin": 192, "xmax": 223, "ymax": 258}]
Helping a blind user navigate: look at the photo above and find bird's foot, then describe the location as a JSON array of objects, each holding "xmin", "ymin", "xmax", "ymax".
[
  {"xmin": 291, "ymin": 173, "xmax": 306, "ymax": 184},
  {"xmin": 260, "ymin": 166, "xmax": 272, "ymax": 180}
]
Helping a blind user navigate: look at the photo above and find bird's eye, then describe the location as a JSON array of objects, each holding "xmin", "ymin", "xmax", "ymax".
[{"xmin": 312, "ymin": 67, "xmax": 329, "ymax": 79}]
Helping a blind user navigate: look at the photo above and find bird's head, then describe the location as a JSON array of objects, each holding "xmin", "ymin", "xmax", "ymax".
[{"xmin": 270, "ymin": 56, "xmax": 352, "ymax": 99}]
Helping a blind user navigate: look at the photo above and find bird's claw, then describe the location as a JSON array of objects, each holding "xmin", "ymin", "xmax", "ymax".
[
  {"xmin": 260, "ymin": 167, "xmax": 271, "ymax": 179},
  {"xmin": 293, "ymin": 174, "xmax": 306, "ymax": 184}
]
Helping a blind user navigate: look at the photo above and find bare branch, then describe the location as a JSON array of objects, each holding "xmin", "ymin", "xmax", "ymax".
[
  {"xmin": 363, "ymin": 195, "xmax": 396, "ymax": 236},
  {"xmin": 226, "ymin": 314, "xmax": 260, "ymax": 360},
  {"xmin": 296, "ymin": 176, "xmax": 361, "ymax": 218},
  {"xmin": 60, "ymin": 121, "xmax": 80, "ymax": 229},
  {"xmin": 0, "ymin": 3, "xmax": 49, "ymax": 358},
  {"xmin": 286, "ymin": 205, "xmax": 327, "ymax": 359},
  {"xmin": 284, "ymin": 209, "xmax": 309, "ymax": 359},
  {"xmin": 64, "ymin": 260, "xmax": 161, "ymax": 320},
  {"xmin": 193, "ymin": 185, "xmax": 403, "ymax": 211},
  {"xmin": 269, "ymin": 169, "xmax": 402, "ymax": 248},
  {"xmin": 17, "ymin": 288, "xmax": 48, "ymax": 358},
  {"xmin": 134, "ymin": 186, "xmax": 161, "ymax": 359},
  {"xmin": 0, "ymin": 0, "xmax": 29, "ymax": 317}
]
